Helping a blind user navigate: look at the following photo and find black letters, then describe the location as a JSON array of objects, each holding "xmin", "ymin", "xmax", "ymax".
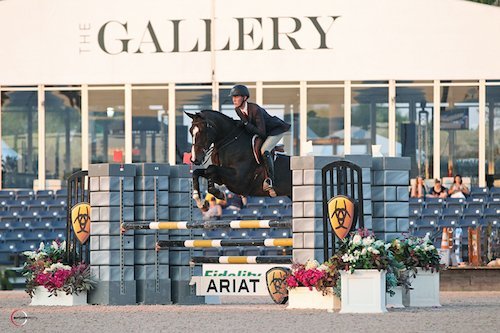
[
  {"xmin": 135, "ymin": 21, "xmax": 163, "ymax": 53},
  {"xmin": 270, "ymin": 17, "xmax": 302, "ymax": 50},
  {"xmin": 236, "ymin": 17, "xmax": 263, "ymax": 51},
  {"xmin": 308, "ymin": 16, "xmax": 340, "ymax": 49},
  {"xmin": 98, "ymin": 21, "xmax": 131, "ymax": 55}
]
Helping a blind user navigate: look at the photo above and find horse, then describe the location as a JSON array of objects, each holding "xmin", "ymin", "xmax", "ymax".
[{"xmin": 185, "ymin": 110, "xmax": 292, "ymax": 211}]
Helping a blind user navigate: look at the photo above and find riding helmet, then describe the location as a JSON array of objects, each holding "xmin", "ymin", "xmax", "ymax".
[{"xmin": 229, "ymin": 85, "xmax": 250, "ymax": 98}]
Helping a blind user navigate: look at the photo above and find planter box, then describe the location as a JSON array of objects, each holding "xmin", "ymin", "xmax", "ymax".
[
  {"xmin": 30, "ymin": 287, "xmax": 87, "ymax": 306},
  {"xmin": 386, "ymin": 286, "xmax": 404, "ymax": 308},
  {"xmin": 287, "ymin": 287, "xmax": 340, "ymax": 311},
  {"xmin": 403, "ymin": 268, "xmax": 440, "ymax": 307},
  {"xmin": 340, "ymin": 269, "xmax": 387, "ymax": 314}
]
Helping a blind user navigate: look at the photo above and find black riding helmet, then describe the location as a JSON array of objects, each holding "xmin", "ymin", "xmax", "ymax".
[{"xmin": 229, "ymin": 85, "xmax": 250, "ymax": 98}]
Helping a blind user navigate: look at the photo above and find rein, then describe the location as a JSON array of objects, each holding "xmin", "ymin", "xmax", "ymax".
[{"xmin": 198, "ymin": 119, "xmax": 245, "ymax": 165}]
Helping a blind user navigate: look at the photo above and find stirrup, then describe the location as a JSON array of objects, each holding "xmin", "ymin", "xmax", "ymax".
[{"xmin": 263, "ymin": 178, "xmax": 273, "ymax": 191}]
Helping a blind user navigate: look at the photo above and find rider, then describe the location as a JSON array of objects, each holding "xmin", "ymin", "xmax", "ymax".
[{"xmin": 230, "ymin": 84, "xmax": 291, "ymax": 195}]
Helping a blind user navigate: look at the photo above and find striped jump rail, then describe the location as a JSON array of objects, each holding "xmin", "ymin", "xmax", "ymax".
[
  {"xmin": 121, "ymin": 219, "xmax": 291, "ymax": 231},
  {"xmin": 156, "ymin": 238, "xmax": 292, "ymax": 249},
  {"xmin": 190, "ymin": 256, "xmax": 292, "ymax": 264}
]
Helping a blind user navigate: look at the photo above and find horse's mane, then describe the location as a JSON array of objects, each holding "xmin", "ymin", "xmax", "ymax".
[{"xmin": 199, "ymin": 110, "xmax": 237, "ymax": 126}]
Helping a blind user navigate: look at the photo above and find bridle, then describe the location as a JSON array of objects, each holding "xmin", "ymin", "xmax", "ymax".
[{"xmin": 191, "ymin": 117, "xmax": 245, "ymax": 165}]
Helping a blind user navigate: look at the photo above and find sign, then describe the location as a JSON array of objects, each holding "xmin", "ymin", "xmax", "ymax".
[
  {"xmin": 191, "ymin": 264, "xmax": 290, "ymax": 296},
  {"xmin": 327, "ymin": 195, "xmax": 355, "ymax": 239},
  {"xmin": 266, "ymin": 267, "xmax": 290, "ymax": 304},
  {"xmin": 71, "ymin": 202, "xmax": 91, "ymax": 244}
]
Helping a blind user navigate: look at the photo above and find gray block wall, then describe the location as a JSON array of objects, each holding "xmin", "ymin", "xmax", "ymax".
[
  {"xmin": 133, "ymin": 163, "xmax": 172, "ymax": 305},
  {"xmin": 291, "ymin": 155, "xmax": 409, "ymax": 264},
  {"xmin": 88, "ymin": 164, "xmax": 137, "ymax": 305},
  {"xmin": 168, "ymin": 165, "xmax": 204, "ymax": 304},
  {"xmin": 371, "ymin": 157, "xmax": 410, "ymax": 242}
]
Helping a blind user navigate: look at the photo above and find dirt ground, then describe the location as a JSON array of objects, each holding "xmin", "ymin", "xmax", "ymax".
[{"xmin": 1, "ymin": 290, "xmax": 499, "ymax": 333}]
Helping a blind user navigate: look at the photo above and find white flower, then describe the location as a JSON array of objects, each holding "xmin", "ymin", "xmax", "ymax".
[
  {"xmin": 39, "ymin": 242, "xmax": 45, "ymax": 251},
  {"xmin": 367, "ymin": 246, "xmax": 374, "ymax": 253},
  {"xmin": 44, "ymin": 263, "xmax": 71, "ymax": 273},
  {"xmin": 361, "ymin": 248, "xmax": 367, "ymax": 255},
  {"xmin": 352, "ymin": 234, "xmax": 362, "ymax": 245},
  {"xmin": 415, "ymin": 245, "xmax": 420, "ymax": 250},
  {"xmin": 318, "ymin": 264, "xmax": 328, "ymax": 271},
  {"xmin": 305, "ymin": 259, "xmax": 320, "ymax": 270},
  {"xmin": 374, "ymin": 240, "xmax": 384, "ymax": 248},
  {"xmin": 61, "ymin": 241, "xmax": 66, "ymax": 249},
  {"xmin": 52, "ymin": 241, "xmax": 59, "ymax": 250},
  {"xmin": 423, "ymin": 234, "xmax": 430, "ymax": 242},
  {"xmin": 372, "ymin": 249, "xmax": 380, "ymax": 255},
  {"xmin": 429, "ymin": 245, "xmax": 435, "ymax": 250},
  {"xmin": 23, "ymin": 251, "xmax": 36, "ymax": 259},
  {"xmin": 384, "ymin": 243, "xmax": 391, "ymax": 250},
  {"xmin": 362, "ymin": 237, "xmax": 374, "ymax": 246}
]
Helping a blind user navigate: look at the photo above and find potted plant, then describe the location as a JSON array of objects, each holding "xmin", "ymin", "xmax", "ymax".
[
  {"xmin": 285, "ymin": 259, "xmax": 341, "ymax": 311},
  {"xmin": 396, "ymin": 236, "xmax": 442, "ymax": 307},
  {"xmin": 22, "ymin": 240, "xmax": 95, "ymax": 306},
  {"xmin": 335, "ymin": 229, "xmax": 393, "ymax": 313}
]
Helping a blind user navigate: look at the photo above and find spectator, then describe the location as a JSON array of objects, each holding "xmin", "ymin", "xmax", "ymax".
[
  {"xmin": 202, "ymin": 197, "xmax": 222, "ymax": 221},
  {"xmin": 205, "ymin": 192, "xmax": 227, "ymax": 207},
  {"xmin": 448, "ymin": 174, "xmax": 470, "ymax": 198},
  {"xmin": 225, "ymin": 192, "xmax": 247, "ymax": 211},
  {"xmin": 428, "ymin": 179, "xmax": 448, "ymax": 198},
  {"xmin": 410, "ymin": 176, "xmax": 427, "ymax": 198}
]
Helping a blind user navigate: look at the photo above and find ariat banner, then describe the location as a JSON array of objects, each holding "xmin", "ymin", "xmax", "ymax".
[
  {"xmin": 327, "ymin": 195, "xmax": 355, "ymax": 239},
  {"xmin": 71, "ymin": 202, "xmax": 91, "ymax": 244},
  {"xmin": 265, "ymin": 267, "xmax": 290, "ymax": 304}
]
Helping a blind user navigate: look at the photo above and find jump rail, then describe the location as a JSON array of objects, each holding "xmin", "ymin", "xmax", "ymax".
[
  {"xmin": 122, "ymin": 219, "xmax": 291, "ymax": 231},
  {"xmin": 190, "ymin": 256, "xmax": 292, "ymax": 264},
  {"xmin": 156, "ymin": 238, "xmax": 293, "ymax": 249}
]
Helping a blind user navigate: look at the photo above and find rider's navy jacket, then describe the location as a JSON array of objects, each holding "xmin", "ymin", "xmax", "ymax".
[{"xmin": 234, "ymin": 102, "xmax": 291, "ymax": 139}]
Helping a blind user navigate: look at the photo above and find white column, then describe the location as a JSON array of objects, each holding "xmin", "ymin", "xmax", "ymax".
[
  {"xmin": 299, "ymin": 81, "xmax": 307, "ymax": 156},
  {"xmin": 168, "ymin": 83, "xmax": 176, "ymax": 165},
  {"xmin": 124, "ymin": 83, "xmax": 132, "ymax": 163},
  {"xmin": 344, "ymin": 81, "xmax": 352, "ymax": 154},
  {"xmin": 38, "ymin": 85, "xmax": 46, "ymax": 190},
  {"xmin": 81, "ymin": 85, "xmax": 89, "ymax": 171},
  {"xmin": 256, "ymin": 81, "xmax": 263, "ymax": 105},
  {"xmin": 433, "ymin": 80, "xmax": 441, "ymax": 180},
  {"xmin": 212, "ymin": 81, "xmax": 219, "ymax": 111},
  {"xmin": 388, "ymin": 80, "xmax": 396, "ymax": 157},
  {"xmin": 479, "ymin": 79, "xmax": 486, "ymax": 187}
]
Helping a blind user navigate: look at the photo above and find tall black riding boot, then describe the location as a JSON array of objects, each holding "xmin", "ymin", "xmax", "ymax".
[{"xmin": 262, "ymin": 151, "xmax": 276, "ymax": 196}]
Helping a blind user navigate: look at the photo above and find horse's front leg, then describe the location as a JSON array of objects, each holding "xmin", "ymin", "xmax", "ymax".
[
  {"xmin": 205, "ymin": 165, "xmax": 238, "ymax": 198},
  {"xmin": 192, "ymin": 168, "xmax": 209, "ymax": 211}
]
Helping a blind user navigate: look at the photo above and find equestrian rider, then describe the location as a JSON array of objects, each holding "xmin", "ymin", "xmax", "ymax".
[{"xmin": 230, "ymin": 84, "xmax": 291, "ymax": 195}]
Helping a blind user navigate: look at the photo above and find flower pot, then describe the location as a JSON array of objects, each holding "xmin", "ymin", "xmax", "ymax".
[
  {"xmin": 30, "ymin": 286, "xmax": 87, "ymax": 306},
  {"xmin": 287, "ymin": 287, "xmax": 340, "ymax": 311},
  {"xmin": 386, "ymin": 286, "xmax": 404, "ymax": 308},
  {"xmin": 402, "ymin": 268, "xmax": 440, "ymax": 307},
  {"xmin": 340, "ymin": 269, "xmax": 387, "ymax": 314}
]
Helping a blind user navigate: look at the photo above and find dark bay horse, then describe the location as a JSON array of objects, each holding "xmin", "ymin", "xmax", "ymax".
[{"xmin": 186, "ymin": 110, "xmax": 292, "ymax": 211}]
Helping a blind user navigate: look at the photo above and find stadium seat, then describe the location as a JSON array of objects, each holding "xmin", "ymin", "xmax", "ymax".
[
  {"xmin": 438, "ymin": 217, "xmax": 459, "ymax": 229},
  {"xmin": 222, "ymin": 248, "xmax": 241, "ymax": 256},
  {"xmin": 483, "ymin": 207, "xmax": 500, "ymax": 217},
  {"xmin": 245, "ymin": 197, "xmax": 266, "ymax": 208},
  {"xmin": 411, "ymin": 229, "xmax": 432, "ymax": 239},
  {"xmin": 470, "ymin": 186, "xmax": 489, "ymax": 197},
  {"xmin": 238, "ymin": 208, "xmax": 261, "ymax": 219},
  {"xmin": 15, "ymin": 190, "xmax": 35, "ymax": 201},
  {"xmin": 460, "ymin": 217, "xmax": 480, "ymax": 228},
  {"xmin": 0, "ymin": 211, "xmax": 19, "ymax": 224},
  {"xmin": 36, "ymin": 190, "xmax": 55, "ymax": 200},
  {"xmin": 462, "ymin": 207, "xmax": 483, "ymax": 217},
  {"xmin": 445, "ymin": 197, "xmax": 466, "ymax": 207},
  {"xmin": 202, "ymin": 248, "xmax": 220, "ymax": 256},
  {"xmin": 221, "ymin": 209, "xmax": 240, "ymax": 219},
  {"xmin": 441, "ymin": 207, "xmax": 462, "ymax": 218},
  {"xmin": 409, "ymin": 197, "xmax": 424, "ymax": 205},
  {"xmin": 26, "ymin": 199, "xmax": 47, "ymax": 210},
  {"xmin": 55, "ymin": 189, "xmax": 68, "ymax": 198},
  {"xmin": 259, "ymin": 208, "xmax": 281, "ymax": 219},
  {"xmin": 228, "ymin": 229, "xmax": 249, "ymax": 239},
  {"xmin": 0, "ymin": 190, "xmax": 15, "ymax": 200},
  {"xmin": 279, "ymin": 207, "xmax": 292, "ymax": 218},
  {"xmin": 266, "ymin": 196, "xmax": 290, "ymax": 208},
  {"xmin": 487, "ymin": 202, "xmax": 500, "ymax": 210},
  {"xmin": 489, "ymin": 187, "xmax": 500, "ymax": 198},
  {"xmin": 421, "ymin": 207, "xmax": 441, "ymax": 217},
  {"xmin": 424, "ymin": 197, "xmax": 444, "ymax": 208},
  {"xmin": 409, "ymin": 204, "xmax": 422, "ymax": 217},
  {"xmin": 242, "ymin": 247, "xmax": 261, "ymax": 256},
  {"xmin": 206, "ymin": 229, "xmax": 229, "ymax": 239},
  {"xmin": 269, "ymin": 228, "xmax": 291, "ymax": 238}
]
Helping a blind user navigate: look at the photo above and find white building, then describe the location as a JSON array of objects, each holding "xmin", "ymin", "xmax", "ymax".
[{"xmin": 0, "ymin": 0, "xmax": 499, "ymax": 188}]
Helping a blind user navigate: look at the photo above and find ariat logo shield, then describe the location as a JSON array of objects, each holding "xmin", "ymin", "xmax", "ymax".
[
  {"xmin": 327, "ymin": 195, "xmax": 355, "ymax": 239},
  {"xmin": 265, "ymin": 267, "xmax": 290, "ymax": 304},
  {"xmin": 71, "ymin": 202, "xmax": 91, "ymax": 244}
]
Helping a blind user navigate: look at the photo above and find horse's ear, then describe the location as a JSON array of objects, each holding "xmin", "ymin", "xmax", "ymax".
[{"xmin": 184, "ymin": 111, "xmax": 196, "ymax": 119}]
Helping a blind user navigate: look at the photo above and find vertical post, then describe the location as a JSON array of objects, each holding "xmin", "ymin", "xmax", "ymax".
[
  {"xmin": 125, "ymin": 84, "xmax": 133, "ymax": 164},
  {"xmin": 38, "ymin": 85, "xmax": 46, "ymax": 190},
  {"xmin": 168, "ymin": 83, "xmax": 176, "ymax": 165},
  {"xmin": 388, "ymin": 79, "xmax": 396, "ymax": 157},
  {"xmin": 433, "ymin": 80, "xmax": 441, "ymax": 180},
  {"xmin": 299, "ymin": 81, "xmax": 308, "ymax": 156},
  {"xmin": 82, "ymin": 85, "xmax": 89, "ymax": 171},
  {"xmin": 478, "ymin": 79, "xmax": 486, "ymax": 187},
  {"xmin": 344, "ymin": 81, "xmax": 352, "ymax": 154}
]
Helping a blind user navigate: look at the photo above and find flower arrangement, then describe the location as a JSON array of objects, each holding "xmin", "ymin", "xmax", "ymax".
[
  {"xmin": 333, "ymin": 229, "xmax": 402, "ymax": 295},
  {"xmin": 22, "ymin": 240, "xmax": 95, "ymax": 297},
  {"xmin": 285, "ymin": 259, "xmax": 340, "ymax": 296},
  {"xmin": 391, "ymin": 235, "xmax": 441, "ymax": 273}
]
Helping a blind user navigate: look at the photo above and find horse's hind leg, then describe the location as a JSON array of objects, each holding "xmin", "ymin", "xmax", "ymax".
[{"xmin": 192, "ymin": 168, "xmax": 209, "ymax": 211}]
